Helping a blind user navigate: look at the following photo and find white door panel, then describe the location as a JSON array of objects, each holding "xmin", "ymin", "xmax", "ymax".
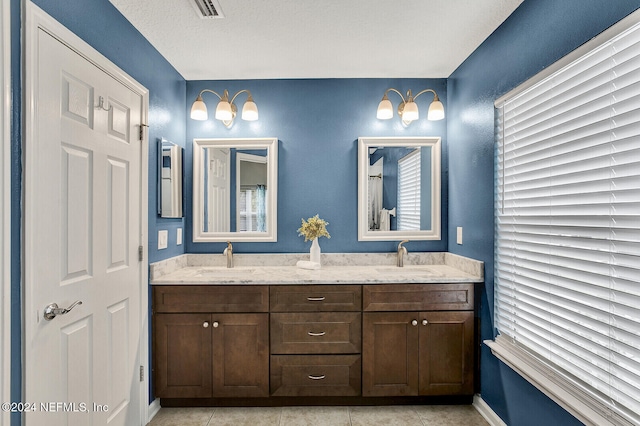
[
  {"xmin": 25, "ymin": 26, "xmax": 143, "ymax": 426},
  {"xmin": 207, "ymin": 148, "xmax": 230, "ymax": 232}
]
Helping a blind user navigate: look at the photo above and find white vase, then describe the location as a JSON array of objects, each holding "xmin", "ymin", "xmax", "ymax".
[{"xmin": 310, "ymin": 238, "xmax": 321, "ymax": 265}]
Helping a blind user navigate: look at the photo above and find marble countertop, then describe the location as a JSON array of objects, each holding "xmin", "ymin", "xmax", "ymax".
[{"xmin": 150, "ymin": 253, "xmax": 484, "ymax": 285}]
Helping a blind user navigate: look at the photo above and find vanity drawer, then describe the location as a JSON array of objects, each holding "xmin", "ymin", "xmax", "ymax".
[
  {"xmin": 270, "ymin": 285, "xmax": 362, "ymax": 312},
  {"xmin": 363, "ymin": 283, "xmax": 474, "ymax": 312},
  {"xmin": 270, "ymin": 355, "xmax": 361, "ymax": 396},
  {"xmin": 153, "ymin": 285, "xmax": 269, "ymax": 313},
  {"xmin": 271, "ymin": 312, "xmax": 361, "ymax": 354}
]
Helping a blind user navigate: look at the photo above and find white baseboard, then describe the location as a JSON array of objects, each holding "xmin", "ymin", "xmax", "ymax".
[
  {"xmin": 474, "ymin": 394, "xmax": 507, "ymax": 426},
  {"xmin": 147, "ymin": 399, "xmax": 161, "ymax": 424}
]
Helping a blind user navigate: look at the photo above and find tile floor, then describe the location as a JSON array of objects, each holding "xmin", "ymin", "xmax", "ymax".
[{"xmin": 146, "ymin": 405, "xmax": 490, "ymax": 426}]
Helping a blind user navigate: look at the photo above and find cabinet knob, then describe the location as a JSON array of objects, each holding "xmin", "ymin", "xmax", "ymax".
[
  {"xmin": 422, "ymin": 319, "xmax": 428, "ymax": 326},
  {"xmin": 411, "ymin": 319, "xmax": 418, "ymax": 326},
  {"xmin": 212, "ymin": 321, "xmax": 219, "ymax": 328},
  {"xmin": 203, "ymin": 321, "xmax": 209, "ymax": 328}
]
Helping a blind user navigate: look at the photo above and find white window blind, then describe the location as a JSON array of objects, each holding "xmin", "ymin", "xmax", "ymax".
[
  {"xmin": 397, "ymin": 149, "xmax": 421, "ymax": 230},
  {"xmin": 494, "ymin": 16, "xmax": 640, "ymax": 426}
]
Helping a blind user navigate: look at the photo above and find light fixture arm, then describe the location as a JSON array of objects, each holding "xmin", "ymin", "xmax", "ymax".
[
  {"xmin": 197, "ymin": 89, "xmax": 225, "ymax": 101},
  {"xmin": 382, "ymin": 88, "xmax": 408, "ymax": 103},
  {"xmin": 413, "ymin": 88, "xmax": 439, "ymax": 102},
  {"xmin": 228, "ymin": 89, "xmax": 254, "ymax": 105}
]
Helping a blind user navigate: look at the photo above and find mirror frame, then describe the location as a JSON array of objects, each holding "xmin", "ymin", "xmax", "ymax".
[
  {"xmin": 193, "ymin": 137, "xmax": 278, "ymax": 242},
  {"xmin": 157, "ymin": 138, "xmax": 183, "ymax": 218},
  {"xmin": 357, "ymin": 136, "xmax": 441, "ymax": 241}
]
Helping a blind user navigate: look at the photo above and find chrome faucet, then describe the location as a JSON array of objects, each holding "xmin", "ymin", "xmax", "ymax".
[
  {"xmin": 397, "ymin": 240, "xmax": 409, "ymax": 267},
  {"xmin": 223, "ymin": 241, "xmax": 233, "ymax": 268}
]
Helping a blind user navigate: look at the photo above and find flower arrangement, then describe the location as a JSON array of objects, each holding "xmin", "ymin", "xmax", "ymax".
[{"xmin": 297, "ymin": 214, "xmax": 331, "ymax": 242}]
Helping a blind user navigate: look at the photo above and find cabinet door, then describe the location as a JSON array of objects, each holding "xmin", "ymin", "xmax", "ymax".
[
  {"xmin": 154, "ymin": 313, "xmax": 212, "ymax": 398},
  {"xmin": 212, "ymin": 313, "xmax": 269, "ymax": 397},
  {"xmin": 419, "ymin": 311, "xmax": 474, "ymax": 395},
  {"xmin": 362, "ymin": 312, "xmax": 419, "ymax": 396}
]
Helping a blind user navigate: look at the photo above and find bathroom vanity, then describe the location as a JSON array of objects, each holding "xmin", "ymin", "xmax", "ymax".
[{"xmin": 150, "ymin": 253, "xmax": 483, "ymax": 406}]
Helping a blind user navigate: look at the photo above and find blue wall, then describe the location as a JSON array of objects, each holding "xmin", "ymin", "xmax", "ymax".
[
  {"xmin": 447, "ymin": 1, "xmax": 640, "ymax": 425},
  {"xmin": 186, "ymin": 79, "xmax": 448, "ymax": 255}
]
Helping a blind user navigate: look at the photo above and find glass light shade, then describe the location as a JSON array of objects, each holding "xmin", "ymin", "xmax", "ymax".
[
  {"xmin": 241, "ymin": 100, "xmax": 259, "ymax": 121},
  {"xmin": 215, "ymin": 100, "xmax": 233, "ymax": 121},
  {"xmin": 402, "ymin": 101, "xmax": 419, "ymax": 121},
  {"xmin": 427, "ymin": 100, "xmax": 445, "ymax": 120},
  {"xmin": 190, "ymin": 97, "xmax": 208, "ymax": 120},
  {"xmin": 377, "ymin": 98, "xmax": 393, "ymax": 119}
]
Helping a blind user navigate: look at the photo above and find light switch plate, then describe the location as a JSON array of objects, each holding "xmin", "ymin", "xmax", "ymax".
[
  {"xmin": 176, "ymin": 228, "xmax": 183, "ymax": 245},
  {"xmin": 457, "ymin": 227, "xmax": 463, "ymax": 245},
  {"xmin": 158, "ymin": 230, "xmax": 168, "ymax": 250}
]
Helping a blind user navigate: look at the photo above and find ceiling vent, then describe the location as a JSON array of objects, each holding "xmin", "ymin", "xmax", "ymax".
[{"xmin": 191, "ymin": 0, "xmax": 225, "ymax": 19}]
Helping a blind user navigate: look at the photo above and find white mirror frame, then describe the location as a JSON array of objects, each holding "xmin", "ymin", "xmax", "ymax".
[
  {"xmin": 193, "ymin": 137, "xmax": 278, "ymax": 242},
  {"xmin": 357, "ymin": 136, "xmax": 441, "ymax": 241}
]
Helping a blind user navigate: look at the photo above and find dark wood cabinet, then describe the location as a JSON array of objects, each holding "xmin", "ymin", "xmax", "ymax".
[
  {"xmin": 153, "ymin": 286, "xmax": 269, "ymax": 399},
  {"xmin": 271, "ymin": 355, "xmax": 361, "ymax": 396},
  {"xmin": 269, "ymin": 285, "xmax": 362, "ymax": 397},
  {"xmin": 211, "ymin": 313, "xmax": 269, "ymax": 397},
  {"xmin": 362, "ymin": 284, "xmax": 475, "ymax": 397},
  {"xmin": 270, "ymin": 285, "xmax": 361, "ymax": 312},
  {"xmin": 153, "ymin": 282, "xmax": 477, "ymax": 404},
  {"xmin": 154, "ymin": 313, "xmax": 213, "ymax": 398}
]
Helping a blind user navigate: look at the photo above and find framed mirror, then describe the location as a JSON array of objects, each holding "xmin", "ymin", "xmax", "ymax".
[
  {"xmin": 358, "ymin": 137, "xmax": 441, "ymax": 241},
  {"xmin": 157, "ymin": 138, "xmax": 183, "ymax": 218},
  {"xmin": 193, "ymin": 137, "xmax": 278, "ymax": 242}
]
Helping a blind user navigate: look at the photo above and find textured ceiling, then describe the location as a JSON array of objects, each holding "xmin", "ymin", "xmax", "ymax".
[{"xmin": 109, "ymin": 0, "xmax": 523, "ymax": 80}]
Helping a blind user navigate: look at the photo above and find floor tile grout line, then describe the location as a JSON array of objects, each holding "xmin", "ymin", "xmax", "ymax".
[{"xmin": 413, "ymin": 405, "xmax": 429, "ymax": 426}]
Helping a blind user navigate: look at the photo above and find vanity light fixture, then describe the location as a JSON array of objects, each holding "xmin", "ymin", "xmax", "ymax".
[
  {"xmin": 377, "ymin": 88, "xmax": 444, "ymax": 126},
  {"xmin": 190, "ymin": 89, "xmax": 258, "ymax": 128}
]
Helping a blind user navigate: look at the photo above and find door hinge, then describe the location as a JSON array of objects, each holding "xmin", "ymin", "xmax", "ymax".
[
  {"xmin": 139, "ymin": 365, "xmax": 144, "ymax": 382},
  {"xmin": 139, "ymin": 123, "xmax": 148, "ymax": 141},
  {"xmin": 138, "ymin": 245, "xmax": 144, "ymax": 261}
]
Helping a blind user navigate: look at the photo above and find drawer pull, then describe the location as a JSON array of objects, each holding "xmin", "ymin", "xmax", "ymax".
[
  {"xmin": 307, "ymin": 331, "xmax": 326, "ymax": 337},
  {"xmin": 308, "ymin": 374, "xmax": 326, "ymax": 380},
  {"xmin": 307, "ymin": 296, "xmax": 326, "ymax": 302}
]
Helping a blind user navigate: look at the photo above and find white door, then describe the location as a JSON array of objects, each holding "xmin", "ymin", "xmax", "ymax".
[
  {"xmin": 24, "ymin": 26, "xmax": 144, "ymax": 426},
  {"xmin": 207, "ymin": 148, "xmax": 230, "ymax": 232}
]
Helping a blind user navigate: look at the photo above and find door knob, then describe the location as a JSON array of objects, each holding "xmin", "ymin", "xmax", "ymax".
[{"xmin": 43, "ymin": 300, "xmax": 83, "ymax": 321}]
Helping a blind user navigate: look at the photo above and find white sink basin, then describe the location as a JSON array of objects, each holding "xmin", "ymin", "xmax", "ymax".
[
  {"xmin": 375, "ymin": 266, "xmax": 437, "ymax": 276},
  {"xmin": 195, "ymin": 267, "xmax": 257, "ymax": 277}
]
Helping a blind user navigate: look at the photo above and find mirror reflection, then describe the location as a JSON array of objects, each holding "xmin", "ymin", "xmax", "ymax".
[
  {"xmin": 158, "ymin": 139, "xmax": 183, "ymax": 218},
  {"xmin": 193, "ymin": 138, "xmax": 278, "ymax": 242},
  {"xmin": 202, "ymin": 148, "xmax": 268, "ymax": 232},
  {"xmin": 358, "ymin": 137, "xmax": 441, "ymax": 241}
]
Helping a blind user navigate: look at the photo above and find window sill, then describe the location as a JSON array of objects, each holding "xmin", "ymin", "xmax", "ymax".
[{"xmin": 485, "ymin": 336, "xmax": 636, "ymax": 426}]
